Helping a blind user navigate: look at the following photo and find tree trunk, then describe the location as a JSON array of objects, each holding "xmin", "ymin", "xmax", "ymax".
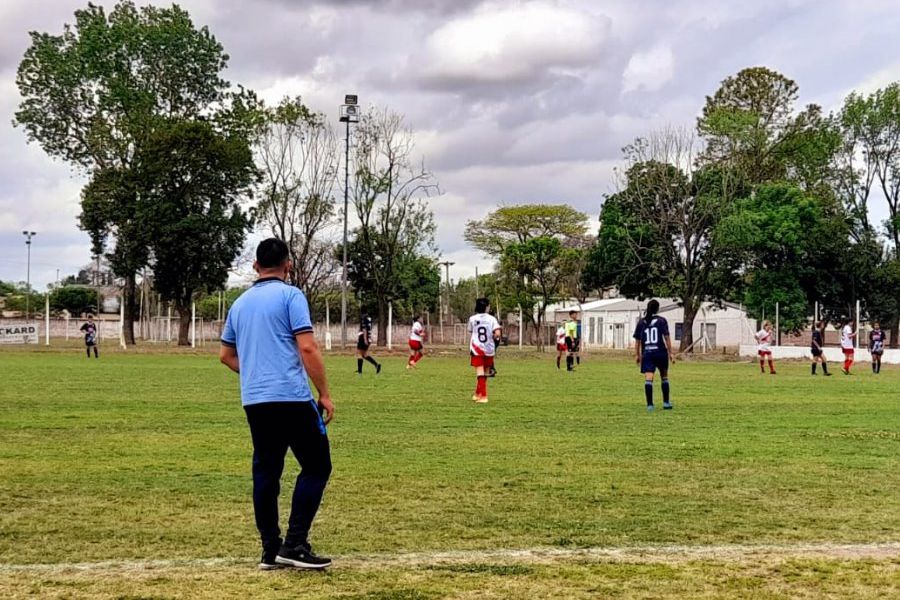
[
  {"xmin": 123, "ymin": 273, "xmax": 137, "ymax": 345},
  {"xmin": 890, "ymin": 318, "xmax": 899, "ymax": 350},
  {"xmin": 177, "ymin": 303, "xmax": 192, "ymax": 346},
  {"xmin": 376, "ymin": 296, "xmax": 388, "ymax": 347},
  {"xmin": 680, "ymin": 298, "xmax": 698, "ymax": 353}
]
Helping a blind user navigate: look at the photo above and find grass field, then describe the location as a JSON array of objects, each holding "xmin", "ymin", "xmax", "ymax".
[{"xmin": 1, "ymin": 347, "xmax": 898, "ymax": 598}]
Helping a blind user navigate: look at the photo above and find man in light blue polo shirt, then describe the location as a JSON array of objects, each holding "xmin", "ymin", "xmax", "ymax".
[{"xmin": 220, "ymin": 238, "xmax": 335, "ymax": 571}]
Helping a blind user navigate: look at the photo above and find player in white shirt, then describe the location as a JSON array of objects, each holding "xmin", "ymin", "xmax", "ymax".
[
  {"xmin": 755, "ymin": 320, "xmax": 776, "ymax": 374},
  {"xmin": 840, "ymin": 319, "xmax": 857, "ymax": 375},
  {"xmin": 555, "ymin": 324, "xmax": 567, "ymax": 369},
  {"xmin": 407, "ymin": 314, "xmax": 427, "ymax": 369},
  {"xmin": 468, "ymin": 298, "xmax": 502, "ymax": 403}
]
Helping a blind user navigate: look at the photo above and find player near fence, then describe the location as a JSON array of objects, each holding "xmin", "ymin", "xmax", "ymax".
[
  {"xmin": 468, "ymin": 297, "xmax": 502, "ymax": 404},
  {"xmin": 810, "ymin": 320, "xmax": 830, "ymax": 376},
  {"xmin": 840, "ymin": 319, "xmax": 857, "ymax": 375},
  {"xmin": 633, "ymin": 299, "xmax": 674, "ymax": 411},
  {"xmin": 564, "ymin": 310, "xmax": 580, "ymax": 371},
  {"xmin": 356, "ymin": 312, "xmax": 381, "ymax": 375},
  {"xmin": 407, "ymin": 314, "xmax": 426, "ymax": 369},
  {"xmin": 555, "ymin": 323, "xmax": 567, "ymax": 369},
  {"xmin": 755, "ymin": 320, "xmax": 776, "ymax": 374},
  {"xmin": 869, "ymin": 321, "xmax": 885, "ymax": 374},
  {"xmin": 80, "ymin": 314, "xmax": 98, "ymax": 358}
]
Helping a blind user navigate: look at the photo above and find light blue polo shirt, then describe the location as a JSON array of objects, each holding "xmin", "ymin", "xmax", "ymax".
[{"xmin": 221, "ymin": 277, "xmax": 315, "ymax": 406}]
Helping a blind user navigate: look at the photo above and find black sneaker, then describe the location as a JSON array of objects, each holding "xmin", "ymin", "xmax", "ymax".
[
  {"xmin": 376, "ymin": 363, "xmax": 382, "ymax": 374},
  {"xmin": 259, "ymin": 544, "xmax": 282, "ymax": 571},
  {"xmin": 276, "ymin": 542, "xmax": 332, "ymax": 570}
]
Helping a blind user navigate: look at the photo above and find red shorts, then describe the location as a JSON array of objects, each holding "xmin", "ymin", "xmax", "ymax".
[
  {"xmin": 470, "ymin": 355, "xmax": 495, "ymax": 369},
  {"xmin": 758, "ymin": 350, "xmax": 772, "ymax": 357},
  {"xmin": 842, "ymin": 348, "xmax": 855, "ymax": 356},
  {"xmin": 557, "ymin": 343, "xmax": 567, "ymax": 352},
  {"xmin": 409, "ymin": 340, "xmax": 423, "ymax": 351}
]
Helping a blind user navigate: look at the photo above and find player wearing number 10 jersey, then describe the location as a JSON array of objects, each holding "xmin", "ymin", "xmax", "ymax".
[
  {"xmin": 468, "ymin": 297, "xmax": 502, "ymax": 404},
  {"xmin": 632, "ymin": 299, "xmax": 675, "ymax": 411}
]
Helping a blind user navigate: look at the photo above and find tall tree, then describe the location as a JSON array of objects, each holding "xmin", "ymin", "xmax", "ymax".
[
  {"xmin": 584, "ymin": 128, "xmax": 741, "ymax": 352},
  {"xmin": 255, "ymin": 96, "xmax": 340, "ymax": 305},
  {"xmin": 136, "ymin": 119, "xmax": 255, "ymax": 345},
  {"xmin": 14, "ymin": 1, "xmax": 247, "ymax": 344},
  {"xmin": 464, "ymin": 204, "xmax": 589, "ymax": 258},
  {"xmin": 348, "ymin": 107, "xmax": 439, "ymax": 345},
  {"xmin": 501, "ymin": 236, "xmax": 582, "ymax": 350}
]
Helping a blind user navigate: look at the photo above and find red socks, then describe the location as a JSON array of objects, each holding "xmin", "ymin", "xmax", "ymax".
[{"xmin": 475, "ymin": 375, "xmax": 487, "ymax": 397}]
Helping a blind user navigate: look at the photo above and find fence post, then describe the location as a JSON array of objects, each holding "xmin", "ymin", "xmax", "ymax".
[
  {"xmin": 387, "ymin": 302, "xmax": 393, "ymax": 350},
  {"xmin": 518, "ymin": 305, "xmax": 523, "ymax": 350},
  {"xmin": 775, "ymin": 302, "xmax": 780, "ymax": 347},
  {"xmin": 191, "ymin": 302, "xmax": 196, "ymax": 348},
  {"xmin": 45, "ymin": 295, "xmax": 50, "ymax": 346},
  {"xmin": 856, "ymin": 299, "xmax": 861, "ymax": 349}
]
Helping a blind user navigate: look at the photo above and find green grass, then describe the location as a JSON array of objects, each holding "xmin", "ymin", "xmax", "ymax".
[{"xmin": 1, "ymin": 349, "xmax": 898, "ymax": 598}]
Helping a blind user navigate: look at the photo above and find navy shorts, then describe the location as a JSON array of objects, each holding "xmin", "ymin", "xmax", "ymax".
[{"xmin": 640, "ymin": 352, "xmax": 668, "ymax": 374}]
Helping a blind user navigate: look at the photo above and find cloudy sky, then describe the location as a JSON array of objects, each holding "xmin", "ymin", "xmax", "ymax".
[{"xmin": 1, "ymin": 0, "xmax": 898, "ymax": 290}]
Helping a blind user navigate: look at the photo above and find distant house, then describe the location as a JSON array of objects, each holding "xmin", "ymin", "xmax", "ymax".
[{"xmin": 553, "ymin": 299, "xmax": 755, "ymax": 351}]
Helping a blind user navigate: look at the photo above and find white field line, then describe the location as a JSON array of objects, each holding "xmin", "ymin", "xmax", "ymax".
[{"xmin": 2, "ymin": 542, "xmax": 900, "ymax": 575}]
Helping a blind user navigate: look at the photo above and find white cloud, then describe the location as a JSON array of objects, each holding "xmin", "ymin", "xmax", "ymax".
[
  {"xmin": 420, "ymin": 1, "xmax": 608, "ymax": 85},
  {"xmin": 622, "ymin": 44, "xmax": 674, "ymax": 94}
]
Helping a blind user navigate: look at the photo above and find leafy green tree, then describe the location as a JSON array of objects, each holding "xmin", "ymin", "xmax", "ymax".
[
  {"xmin": 698, "ymin": 66, "xmax": 840, "ymax": 191},
  {"xmin": 715, "ymin": 184, "xmax": 850, "ymax": 332},
  {"xmin": 14, "ymin": 1, "xmax": 253, "ymax": 344},
  {"xmin": 0, "ymin": 281, "xmax": 16, "ymax": 296},
  {"xmin": 464, "ymin": 204, "xmax": 589, "ymax": 258},
  {"xmin": 501, "ymin": 236, "xmax": 582, "ymax": 350},
  {"xmin": 584, "ymin": 130, "xmax": 741, "ymax": 352},
  {"xmin": 136, "ymin": 120, "xmax": 256, "ymax": 345},
  {"xmin": 49, "ymin": 286, "xmax": 99, "ymax": 317}
]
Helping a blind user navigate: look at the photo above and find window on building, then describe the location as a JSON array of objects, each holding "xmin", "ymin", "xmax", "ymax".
[{"xmin": 675, "ymin": 322, "xmax": 684, "ymax": 341}]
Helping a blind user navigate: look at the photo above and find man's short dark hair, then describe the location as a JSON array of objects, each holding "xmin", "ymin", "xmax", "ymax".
[
  {"xmin": 475, "ymin": 297, "xmax": 490, "ymax": 314},
  {"xmin": 257, "ymin": 238, "xmax": 290, "ymax": 269}
]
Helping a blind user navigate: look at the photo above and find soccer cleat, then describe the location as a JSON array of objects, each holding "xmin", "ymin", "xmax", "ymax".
[
  {"xmin": 824, "ymin": 372, "xmax": 832, "ymax": 376},
  {"xmin": 275, "ymin": 543, "xmax": 332, "ymax": 570},
  {"xmin": 376, "ymin": 363, "xmax": 382, "ymax": 374},
  {"xmin": 770, "ymin": 371, "xmax": 777, "ymax": 375},
  {"xmin": 663, "ymin": 401, "xmax": 673, "ymax": 410},
  {"xmin": 647, "ymin": 404, "xmax": 655, "ymax": 412},
  {"xmin": 474, "ymin": 396, "xmax": 489, "ymax": 404}
]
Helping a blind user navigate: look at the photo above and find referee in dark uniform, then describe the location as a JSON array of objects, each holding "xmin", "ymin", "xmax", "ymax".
[{"xmin": 220, "ymin": 238, "xmax": 335, "ymax": 570}]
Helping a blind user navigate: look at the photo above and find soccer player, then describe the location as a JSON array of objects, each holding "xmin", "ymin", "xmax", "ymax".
[
  {"xmin": 80, "ymin": 314, "xmax": 99, "ymax": 358},
  {"xmin": 468, "ymin": 297, "xmax": 502, "ymax": 403},
  {"xmin": 755, "ymin": 320, "xmax": 776, "ymax": 374},
  {"xmin": 810, "ymin": 320, "xmax": 830, "ymax": 376},
  {"xmin": 564, "ymin": 310, "xmax": 580, "ymax": 371},
  {"xmin": 356, "ymin": 312, "xmax": 381, "ymax": 375},
  {"xmin": 633, "ymin": 299, "xmax": 675, "ymax": 411},
  {"xmin": 220, "ymin": 238, "xmax": 334, "ymax": 571},
  {"xmin": 869, "ymin": 321, "xmax": 885, "ymax": 374},
  {"xmin": 555, "ymin": 323, "xmax": 567, "ymax": 369},
  {"xmin": 840, "ymin": 319, "xmax": 857, "ymax": 375},
  {"xmin": 407, "ymin": 314, "xmax": 426, "ymax": 369}
]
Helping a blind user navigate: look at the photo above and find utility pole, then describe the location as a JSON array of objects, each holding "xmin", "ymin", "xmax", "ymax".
[
  {"xmin": 339, "ymin": 93, "xmax": 359, "ymax": 349},
  {"xmin": 22, "ymin": 231, "xmax": 36, "ymax": 320},
  {"xmin": 439, "ymin": 261, "xmax": 455, "ymax": 328}
]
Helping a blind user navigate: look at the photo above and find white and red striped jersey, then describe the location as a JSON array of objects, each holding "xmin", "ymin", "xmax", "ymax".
[
  {"xmin": 556, "ymin": 326, "xmax": 566, "ymax": 346},
  {"xmin": 409, "ymin": 320, "xmax": 425, "ymax": 343},
  {"xmin": 468, "ymin": 313, "xmax": 501, "ymax": 357},
  {"xmin": 755, "ymin": 329, "xmax": 773, "ymax": 352},
  {"xmin": 841, "ymin": 325, "xmax": 855, "ymax": 349}
]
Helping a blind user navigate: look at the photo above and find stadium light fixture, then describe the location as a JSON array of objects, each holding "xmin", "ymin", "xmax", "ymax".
[
  {"xmin": 22, "ymin": 231, "xmax": 36, "ymax": 320},
  {"xmin": 339, "ymin": 93, "xmax": 358, "ymax": 349}
]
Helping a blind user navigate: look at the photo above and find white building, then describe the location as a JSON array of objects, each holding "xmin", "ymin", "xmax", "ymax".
[{"xmin": 553, "ymin": 299, "xmax": 755, "ymax": 351}]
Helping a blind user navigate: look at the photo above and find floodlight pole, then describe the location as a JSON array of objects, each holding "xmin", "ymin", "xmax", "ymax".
[
  {"xmin": 341, "ymin": 117, "xmax": 349, "ymax": 349},
  {"xmin": 339, "ymin": 94, "xmax": 358, "ymax": 350},
  {"xmin": 22, "ymin": 231, "xmax": 36, "ymax": 320},
  {"xmin": 439, "ymin": 261, "xmax": 455, "ymax": 328}
]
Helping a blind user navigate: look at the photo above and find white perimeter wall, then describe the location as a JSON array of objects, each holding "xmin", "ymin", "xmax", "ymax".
[{"xmin": 739, "ymin": 345, "xmax": 900, "ymax": 364}]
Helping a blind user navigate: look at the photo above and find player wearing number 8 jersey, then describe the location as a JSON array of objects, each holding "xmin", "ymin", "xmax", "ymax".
[
  {"xmin": 468, "ymin": 297, "xmax": 502, "ymax": 404},
  {"xmin": 632, "ymin": 299, "xmax": 675, "ymax": 411}
]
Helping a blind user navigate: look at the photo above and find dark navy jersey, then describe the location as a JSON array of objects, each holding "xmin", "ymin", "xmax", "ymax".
[
  {"xmin": 870, "ymin": 329, "xmax": 886, "ymax": 352},
  {"xmin": 358, "ymin": 317, "xmax": 373, "ymax": 341},
  {"xmin": 811, "ymin": 329, "xmax": 824, "ymax": 349},
  {"xmin": 80, "ymin": 321, "xmax": 97, "ymax": 345},
  {"xmin": 633, "ymin": 316, "xmax": 669, "ymax": 355}
]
